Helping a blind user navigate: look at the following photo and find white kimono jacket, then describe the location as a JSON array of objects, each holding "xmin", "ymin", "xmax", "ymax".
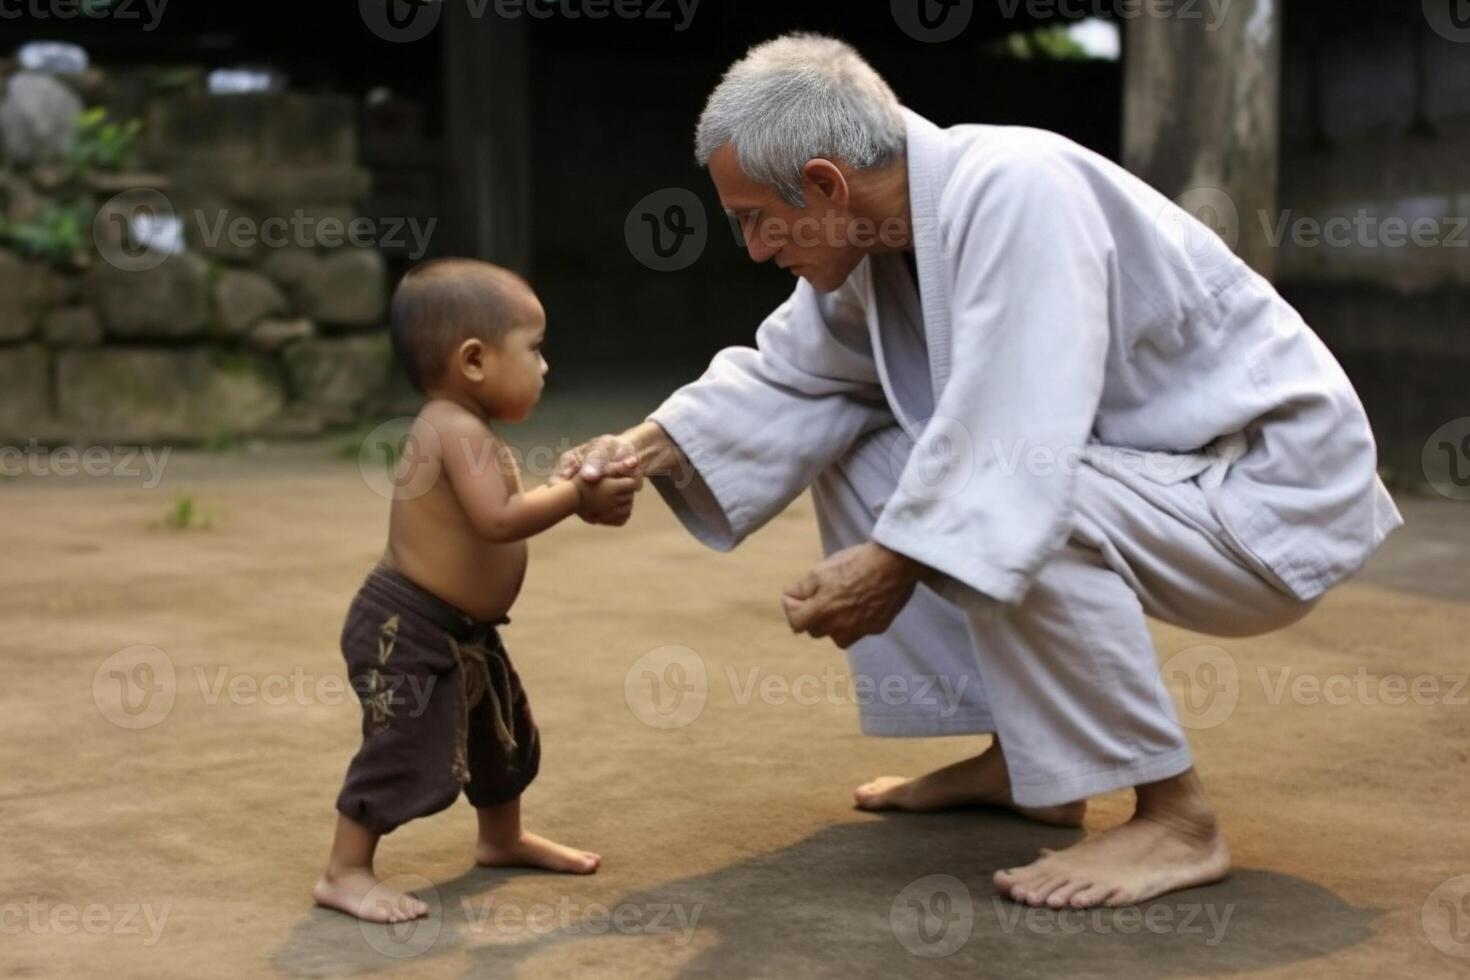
[{"xmin": 650, "ymin": 109, "xmax": 1402, "ymax": 610}]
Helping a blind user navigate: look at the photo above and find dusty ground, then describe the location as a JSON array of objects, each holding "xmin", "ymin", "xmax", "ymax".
[{"xmin": 3, "ymin": 390, "xmax": 1468, "ymax": 979}]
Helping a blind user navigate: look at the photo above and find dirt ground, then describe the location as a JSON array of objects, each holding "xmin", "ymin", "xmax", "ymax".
[{"xmin": 3, "ymin": 393, "xmax": 1469, "ymax": 979}]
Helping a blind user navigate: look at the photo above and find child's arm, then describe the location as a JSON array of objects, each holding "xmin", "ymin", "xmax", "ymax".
[{"xmin": 438, "ymin": 413, "xmax": 636, "ymax": 542}]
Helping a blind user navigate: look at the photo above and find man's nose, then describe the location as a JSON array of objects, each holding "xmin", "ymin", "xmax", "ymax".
[{"xmin": 745, "ymin": 233, "xmax": 779, "ymax": 264}]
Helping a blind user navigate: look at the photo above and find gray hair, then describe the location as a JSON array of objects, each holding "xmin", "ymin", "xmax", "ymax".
[{"xmin": 694, "ymin": 33, "xmax": 906, "ymax": 207}]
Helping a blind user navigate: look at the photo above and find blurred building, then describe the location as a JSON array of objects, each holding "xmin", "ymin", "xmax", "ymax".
[{"xmin": 0, "ymin": 0, "xmax": 1461, "ymax": 479}]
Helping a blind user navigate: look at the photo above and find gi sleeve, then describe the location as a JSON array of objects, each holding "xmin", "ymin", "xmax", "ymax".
[{"xmin": 649, "ymin": 271, "xmax": 891, "ymax": 551}]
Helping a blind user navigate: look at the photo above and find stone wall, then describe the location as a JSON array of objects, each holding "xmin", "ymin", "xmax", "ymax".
[{"xmin": 0, "ymin": 62, "xmax": 394, "ymax": 446}]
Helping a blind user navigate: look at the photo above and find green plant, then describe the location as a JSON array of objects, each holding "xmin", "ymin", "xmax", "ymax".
[
  {"xmin": 0, "ymin": 201, "xmax": 89, "ymax": 266},
  {"xmin": 69, "ymin": 107, "xmax": 143, "ymax": 173},
  {"xmin": 989, "ymin": 25, "xmax": 1091, "ymax": 61},
  {"xmin": 204, "ymin": 428, "xmax": 242, "ymax": 454},
  {"xmin": 160, "ymin": 494, "xmax": 216, "ymax": 530}
]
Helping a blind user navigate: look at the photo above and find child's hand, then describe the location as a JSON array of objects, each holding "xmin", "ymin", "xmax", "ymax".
[{"xmin": 574, "ymin": 472, "xmax": 639, "ymax": 526}]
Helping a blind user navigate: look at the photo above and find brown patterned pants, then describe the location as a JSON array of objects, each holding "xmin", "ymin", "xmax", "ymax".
[{"xmin": 334, "ymin": 566, "xmax": 540, "ymax": 835}]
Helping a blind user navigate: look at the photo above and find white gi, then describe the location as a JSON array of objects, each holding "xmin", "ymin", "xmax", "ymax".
[{"xmin": 648, "ymin": 109, "xmax": 1403, "ymax": 807}]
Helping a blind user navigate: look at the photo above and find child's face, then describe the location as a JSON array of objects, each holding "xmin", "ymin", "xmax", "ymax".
[{"xmin": 479, "ymin": 315, "xmax": 549, "ymax": 422}]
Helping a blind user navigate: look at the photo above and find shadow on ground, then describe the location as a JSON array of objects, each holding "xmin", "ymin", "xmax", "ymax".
[{"xmin": 272, "ymin": 811, "xmax": 1375, "ymax": 979}]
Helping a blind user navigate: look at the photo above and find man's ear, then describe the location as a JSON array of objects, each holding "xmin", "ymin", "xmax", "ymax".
[
  {"xmin": 456, "ymin": 337, "xmax": 488, "ymax": 383},
  {"xmin": 801, "ymin": 158, "xmax": 849, "ymax": 207}
]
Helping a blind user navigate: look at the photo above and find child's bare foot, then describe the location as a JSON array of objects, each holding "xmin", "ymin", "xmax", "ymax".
[
  {"xmin": 313, "ymin": 867, "xmax": 430, "ymax": 923},
  {"xmin": 475, "ymin": 831, "xmax": 601, "ymax": 874},
  {"xmin": 993, "ymin": 768, "xmax": 1229, "ymax": 909},
  {"xmin": 854, "ymin": 741, "xmax": 1086, "ymax": 827}
]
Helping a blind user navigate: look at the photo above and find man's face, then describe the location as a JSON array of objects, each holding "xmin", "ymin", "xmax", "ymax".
[{"xmin": 708, "ymin": 143, "xmax": 867, "ymax": 294}]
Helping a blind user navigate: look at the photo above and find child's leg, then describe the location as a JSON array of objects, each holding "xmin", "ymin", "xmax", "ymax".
[
  {"xmin": 314, "ymin": 813, "xmax": 430, "ymax": 923},
  {"xmin": 474, "ymin": 798, "xmax": 601, "ymax": 874}
]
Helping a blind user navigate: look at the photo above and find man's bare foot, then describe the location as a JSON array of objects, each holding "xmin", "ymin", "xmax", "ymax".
[
  {"xmin": 854, "ymin": 741, "xmax": 1086, "ymax": 827},
  {"xmin": 313, "ymin": 867, "xmax": 430, "ymax": 923},
  {"xmin": 993, "ymin": 768, "xmax": 1229, "ymax": 909},
  {"xmin": 475, "ymin": 831, "xmax": 601, "ymax": 874}
]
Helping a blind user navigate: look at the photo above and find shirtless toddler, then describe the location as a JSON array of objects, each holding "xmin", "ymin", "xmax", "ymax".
[{"xmin": 314, "ymin": 258, "xmax": 640, "ymax": 923}]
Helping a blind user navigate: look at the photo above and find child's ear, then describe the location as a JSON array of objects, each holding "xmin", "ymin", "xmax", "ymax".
[{"xmin": 456, "ymin": 338, "xmax": 488, "ymax": 383}]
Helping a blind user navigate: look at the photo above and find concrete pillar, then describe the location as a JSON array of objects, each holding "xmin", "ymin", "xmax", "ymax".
[
  {"xmin": 442, "ymin": 7, "xmax": 532, "ymax": 274},
  {"xmin": 1123, "ymin": 0, "xmax": 1283, "ymax": 278}
]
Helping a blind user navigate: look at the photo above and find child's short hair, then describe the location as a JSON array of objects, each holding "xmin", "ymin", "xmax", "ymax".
[{"xmin": 388, "ymin": 257, "xmax": 534, "ymax": 393}]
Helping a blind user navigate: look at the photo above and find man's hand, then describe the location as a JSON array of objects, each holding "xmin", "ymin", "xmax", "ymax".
[
  {"xmin": 781, "ymin": 542, "xmax": 927, "ymax": 649},
  {"xmin": 573, "ymin": 472, "xmax": 639, "ymax": 526},
  {"xmin": 553, "ymin": 434, "xmax": 643, "ymax": 524}
]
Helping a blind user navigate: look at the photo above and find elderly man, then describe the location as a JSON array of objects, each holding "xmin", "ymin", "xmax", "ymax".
[{"xmin": 563, "ymin": 33, "xmax": 1400, "ymax": 909}]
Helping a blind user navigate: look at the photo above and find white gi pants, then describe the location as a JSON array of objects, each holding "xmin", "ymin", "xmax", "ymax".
[{"xmin": 814, "ymin": 425, "xmax": 1319, "ymax": 807}]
